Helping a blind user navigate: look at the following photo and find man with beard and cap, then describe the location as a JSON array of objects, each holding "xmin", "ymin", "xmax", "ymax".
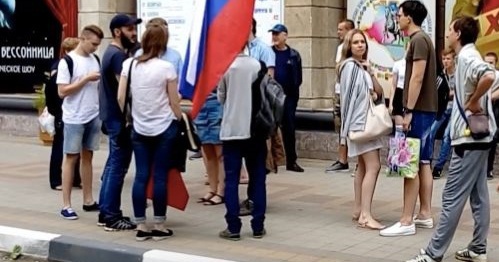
[{"xmin": 97, "ymin": 13, "xmax": 141, "ymax": 231}]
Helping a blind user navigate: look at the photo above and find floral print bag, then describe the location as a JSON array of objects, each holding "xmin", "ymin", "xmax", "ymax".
[{"xmin": 386, "ymin": 132, "xmax": 420, "ymax": 179}]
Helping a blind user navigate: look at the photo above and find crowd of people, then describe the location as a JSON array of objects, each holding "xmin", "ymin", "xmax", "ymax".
[
  {"xmin": 44, "ymin": 12, "xmax": 303, "ymax": 241},
  {"xmin": 331, "ymin": 1, "xmax": 499, "ymax": 261},
  {"xmin": 43, "ymin": 0, "xmax": 499, "ymax": 260}
]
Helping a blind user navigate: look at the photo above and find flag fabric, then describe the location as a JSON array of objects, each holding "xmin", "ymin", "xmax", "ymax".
[{"xmin": 179, "ymin": 0, "xmax": 256, "ymax": 118}]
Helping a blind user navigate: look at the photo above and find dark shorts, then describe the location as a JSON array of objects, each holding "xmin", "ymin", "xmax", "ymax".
[
  {"xmin": 392, "ymin": 88, "xmax": 404, "ymax": 116},
  {"xmin": 194, "ymin": 93, "xmax": 222, "ymax": 145},
  {"xmin": 407, "ymin": 111, "xmax": 436, "ymax": 164}
]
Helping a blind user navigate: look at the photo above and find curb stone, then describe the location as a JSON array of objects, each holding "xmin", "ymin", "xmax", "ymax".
[{"xmin": 0, "ymin": 226, "xmax": 235, "ymax": 262}]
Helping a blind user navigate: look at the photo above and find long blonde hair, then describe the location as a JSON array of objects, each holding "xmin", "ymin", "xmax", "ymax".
[{"xmin": 336, "ymin": 29, "xmax": 368, "ymax": 77}]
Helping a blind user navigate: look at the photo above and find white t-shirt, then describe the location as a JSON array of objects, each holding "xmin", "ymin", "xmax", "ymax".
[
  {"xmin": 122, "ymin": 58, "xmax": 177, "ymax": 136},
  {"xmin": 392, "ymin": 59, "xmax": 406, "ymax": 89},
  {"xmin": 334, "ymin": 43, "xmax": 344, "ymax": 94},
  {"xmin": 56, "ymin": 51, "xmax": 100, "ymax": 124}
]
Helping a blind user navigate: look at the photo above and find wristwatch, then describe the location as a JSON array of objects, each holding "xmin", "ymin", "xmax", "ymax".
[{"xmin": 404, "ymin": 108, "xmax": 413, "ymax": 114}]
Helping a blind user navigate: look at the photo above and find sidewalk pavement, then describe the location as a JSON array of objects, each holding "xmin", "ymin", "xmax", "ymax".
[{"xmin": 0, "ymin": 134, "xmax": 499, "ymax": 262}]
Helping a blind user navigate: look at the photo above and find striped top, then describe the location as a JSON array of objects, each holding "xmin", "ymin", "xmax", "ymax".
[{"xmin": 338, "ymin": 58, "xmax": 372, "ymax": 145}]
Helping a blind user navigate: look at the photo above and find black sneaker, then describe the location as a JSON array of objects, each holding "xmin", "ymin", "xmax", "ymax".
[
  {"xmin": 151, "ymin": 229, "xmax": 173, "ymax": 241},
  {"xmin": 487, "ymin": 172, "xmax": 494, "ymax": 180},
  {"xmin": 97, "ymin": 214, "xmax": 132, "ymax": 227},
  {"xmin": 135, "ymin": 230, "xmax": 152, "ymax": 242},
  {"xmin": 83, "ymin": 202, "xmax": 99, "ymax": 212},
  {"xmin": 432, "ymin": 169, "xmax": 442, "ymax": 179},
  {"xmin": 253, "ymin": 229, "xmax": 266, "ymax": 239},
  {"xmin": 219, "ymin": 229, "xmax": 240, "ymax": 241},
  {"xmin": 325, "ymin": 161, "xmax": 349, "ymax": 173},
  {"xmin": 239, "ymin": 199, "xmax": 253, "ymax": 216},
  {"xmin": 104, "ymin": 218, "xmax": 137, "ymax": 232}
]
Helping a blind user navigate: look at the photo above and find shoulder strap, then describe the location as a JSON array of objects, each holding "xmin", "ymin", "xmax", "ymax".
[
  {"xmin": 62, "ymin": 55, "xmax": 74, "ymax": 79},
  {"xmin": 92, "ymin": 54, "xmax": 101, "ymax": 65},
  {"xmin": 454, "ymin": 92, "xmax": 470, "ymax": 126},
  {"xmin": 123, "ymin": 59, "xmax": 134, "ymax": 119}
]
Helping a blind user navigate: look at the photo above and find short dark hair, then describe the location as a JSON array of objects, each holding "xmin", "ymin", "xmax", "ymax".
[
  {"xmin": 399, "ymin": 0, "xmax": 428, "ymax": 26},
  {"xmin": 452, "ymin": 16, "xmax": 479, "ymax": 46},
  {"xmin": 82, "ymin": 25, "xmax": 104, "ymax": 39},
  {"xmin": 342, "ymin": 19, "xmax": 355, "ymax": 30},
  {"xmin": 252, "ymin": 18, "xmax": 257, "ymax": 36},
  {"xmin": 485, "ymin": 52, "xmax": 498, "ymax": 63}
]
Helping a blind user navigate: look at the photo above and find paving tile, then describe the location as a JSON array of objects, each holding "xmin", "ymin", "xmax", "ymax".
[{"xmin": 1, "ymin": 134, "xmax": 499, "ymax": 261}]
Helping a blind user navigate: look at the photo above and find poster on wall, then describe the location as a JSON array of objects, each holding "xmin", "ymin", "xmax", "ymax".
[
  {"xmin": 137, "ymin": 0, "xmax": 284, "ymax": 60},
  {"xmin": 347, "ymin": 0, "xmax": 436, "ymax": 95},
  {"xmin": 0, "ymin": 0, "xmax": 61, "ymax": 93},
  {"xmin": 445, "ymin": 0, "xmax": 499, "ymax": 60}
]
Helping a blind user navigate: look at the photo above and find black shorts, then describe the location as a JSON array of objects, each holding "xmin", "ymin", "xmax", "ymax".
[{"xmin": 392, "ymin": 88, "xmax": 404, "ymax": 116}]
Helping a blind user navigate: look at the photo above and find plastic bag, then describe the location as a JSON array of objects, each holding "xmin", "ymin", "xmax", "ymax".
[
  {"xmin": 386, "ymin": 133, "xmax": 420, "ymax": 179},
  {"xmin": 38, "ymin": 107, "xmax": 55, "ymax": 136}
]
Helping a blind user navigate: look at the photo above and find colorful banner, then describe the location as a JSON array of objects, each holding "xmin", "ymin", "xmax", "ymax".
[
  {"xmin": 445, "ymin": 0, "xmax": 499, "ymax": 61},
  {"xmin": 0, "ymin": 0, "xmax": 61, "ymax": 93},
  {"xmin": 347, "ymin": 0, "xmax": 436, "ymax": 96},
  {"xmin": 137, "ymin": 0, "xmax": 284, "ymax": 60}
]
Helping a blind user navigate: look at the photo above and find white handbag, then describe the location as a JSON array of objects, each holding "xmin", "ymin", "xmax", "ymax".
[{"xmin": 348, "ymin": 76, "xmax": 392, "ymax": 142}]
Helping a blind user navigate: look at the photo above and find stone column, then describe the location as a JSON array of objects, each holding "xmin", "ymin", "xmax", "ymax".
[
  {"xmin": 285, "ymin": 0, "xmax": 346, "ymax": 109},
  {"xmin": 78, "ymin": 0, "xmax": 137, "ymax": 56}
]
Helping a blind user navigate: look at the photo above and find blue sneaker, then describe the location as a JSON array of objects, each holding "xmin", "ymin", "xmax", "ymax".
[{"xmin": 60, "ymin": 207, "xmax": 78, "ymax": 220}]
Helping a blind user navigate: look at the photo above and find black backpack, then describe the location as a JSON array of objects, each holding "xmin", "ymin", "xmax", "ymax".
[
  {"xmin": 44, "ymin": 54, "xmax": 100, "ymax": 119},
  {"xmin": 250, "ymin": 61, "xmax": 286, "ymax": 139}
]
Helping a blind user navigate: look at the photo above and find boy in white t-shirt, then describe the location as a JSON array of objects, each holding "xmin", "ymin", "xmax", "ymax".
[{"xmin": 57, "ymin": 25, "xmax": 104, "ymax": 220}]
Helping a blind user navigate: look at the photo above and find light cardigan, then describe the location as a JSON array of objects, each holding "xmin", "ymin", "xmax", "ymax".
[{"xmin": 339, "ymin": 58, "xmax": 372, "ymax": 145}]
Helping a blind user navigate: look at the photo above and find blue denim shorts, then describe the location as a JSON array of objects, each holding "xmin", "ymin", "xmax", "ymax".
[
  {"xmin": 407, "ymin": 111, "xmax": 436, "ymax": 164},
  {"xmin": 194, "ymin": 94, "xmax": 222, "ymax": 145},
  {"xmin": 63, "ymin": 116, "xmax": 101, "ymax": 154}
]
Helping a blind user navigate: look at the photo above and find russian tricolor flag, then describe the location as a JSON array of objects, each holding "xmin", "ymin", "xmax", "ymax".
[{"xmin": 179, "ymin": 0, "xmax": 256, "ymax": 118}]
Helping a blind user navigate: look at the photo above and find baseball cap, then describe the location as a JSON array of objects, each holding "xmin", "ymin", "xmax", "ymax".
[
  {"xmin": 110, "ymin": 14, "xmax": 142, "ymax": 31},
  {"xmin": 268, "ymin": 24, "xmax": 288, "ymax": 33}
]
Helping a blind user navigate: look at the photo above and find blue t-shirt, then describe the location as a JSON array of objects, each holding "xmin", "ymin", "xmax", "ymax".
[
  {"xmin": 99, "ymin": 45, "xmax": 127, "ymax": 122},
  {"xmin": 274, "ymin": 48, "xmax": 292, "ymax": 88}
]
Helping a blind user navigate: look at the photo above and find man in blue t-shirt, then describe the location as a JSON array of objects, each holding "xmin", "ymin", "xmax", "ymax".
[
  {"xmin": 269, "ymin": 24, "xmax": 304, "ymax": 172},
  {"xmin": 98, "ymin": 14, "xmax": 141, "ymax": 231}
]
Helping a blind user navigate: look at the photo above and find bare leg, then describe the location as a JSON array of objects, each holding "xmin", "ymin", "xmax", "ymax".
[
  {"xmin": 353, "ymin": 156, "xmax": 365, "ymax": 220},
  {"xmin": 339, "ymin": 145, "xmax": 348, "ymax": 164},
  {"xmin": 215, "ymin": 145, "xmax": 225, "ymax": 197},
  {"xmin": 62, "ymin": 154, "xmax": 79, "ymax": 208},
  {"xmin": 401, "ymin": 174, "xmax": 420, "ymax": 225},
  {"xmin": 202, "ymin": 145, "xmax": 219, "ymax": 198},
  {"xmin": 80, "ymin": 149, "xmax": 94, "ymax": 205},
  {"xmin": 358, "ymin": 150, "xmax": 383, "ymax": 229},
  {"xmin": 417, "ymin": 163, "xmax": 433, "ymax": 219}
]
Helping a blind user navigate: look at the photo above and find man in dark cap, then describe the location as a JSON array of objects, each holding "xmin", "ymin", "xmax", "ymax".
[
  {"xmin": 269, "ymin": 23, "xmax": 304, "ymax": 172},
  {"xmin": 98, "ymin": 13, "xmax": 141, "ymax": 231}
]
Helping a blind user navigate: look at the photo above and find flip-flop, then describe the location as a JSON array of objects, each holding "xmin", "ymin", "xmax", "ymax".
[
  {"xmin": 204, "ymin": 194, "xmax": 224, "ymax": 206},
  {"xmin": 197, "ymin": 192, "xmax": 215, "ymax": 203}
]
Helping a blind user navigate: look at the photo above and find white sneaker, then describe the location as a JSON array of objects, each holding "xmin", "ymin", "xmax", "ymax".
[
  {"xmin": 406, "ymin": 249, "xmax": 436, "ymax": 262},
  {"xmin": 413, "ymin": 216, "xmax": 434, "ymax": 229},
  {"xmin": 455, "ymin": 248, "xmax": 487, "ymax": 262},
  {"xmin": 379, "ymin": 222, "xmax": 416, "ymax": 237}
]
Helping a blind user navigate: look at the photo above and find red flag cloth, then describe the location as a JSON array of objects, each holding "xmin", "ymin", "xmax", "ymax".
[{"xmin": 146, "ymin": 169, "xmax": 189, "ymax": 211}]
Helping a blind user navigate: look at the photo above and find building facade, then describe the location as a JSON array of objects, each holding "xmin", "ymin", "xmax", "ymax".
[{"xmin": 78, "ymin": 0, "xmax": 347, "ymax": 110}]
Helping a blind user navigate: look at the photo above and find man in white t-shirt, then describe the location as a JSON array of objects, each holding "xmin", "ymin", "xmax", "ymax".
[
  {"xmin": 326, "ymin": 19, "xmax": 355, "ymax": 173},
  {"xmin": 57, "ymin": 25, "xmax": 104, "ymax": 220}
]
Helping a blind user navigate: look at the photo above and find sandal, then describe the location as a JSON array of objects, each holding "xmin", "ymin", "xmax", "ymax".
[
  {"xmin": 204, "ymin": 194, "xmax": 224, "ymax": 206},
  {"xmin": 197, "ymin": 192, "xmax": 215, "ymax": 203}
]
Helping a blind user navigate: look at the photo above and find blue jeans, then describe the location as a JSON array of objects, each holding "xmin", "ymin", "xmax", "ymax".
[
  {"xmin": 223, "ymin": 138, "xmax": 267, "ymax": 233},
  {"xmin": 98, "ymin": 120, "xmax": 133, "ymax": 221},
  {"xmin": 430, "ymin": 108, "xmax": 452, "ymax": 170},
  {"xmin": 131, "ymin": 122, "xmax": 178, "ymax": 224}
]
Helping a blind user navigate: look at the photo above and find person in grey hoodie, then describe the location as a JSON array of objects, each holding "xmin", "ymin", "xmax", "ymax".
[
  {"xmin": 338, "ymin": 29, "xmax": 385, "ymax": 230},
  {"xmin": 406, "ymin": 16, "xmax": 496, "ymax": 262}
]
